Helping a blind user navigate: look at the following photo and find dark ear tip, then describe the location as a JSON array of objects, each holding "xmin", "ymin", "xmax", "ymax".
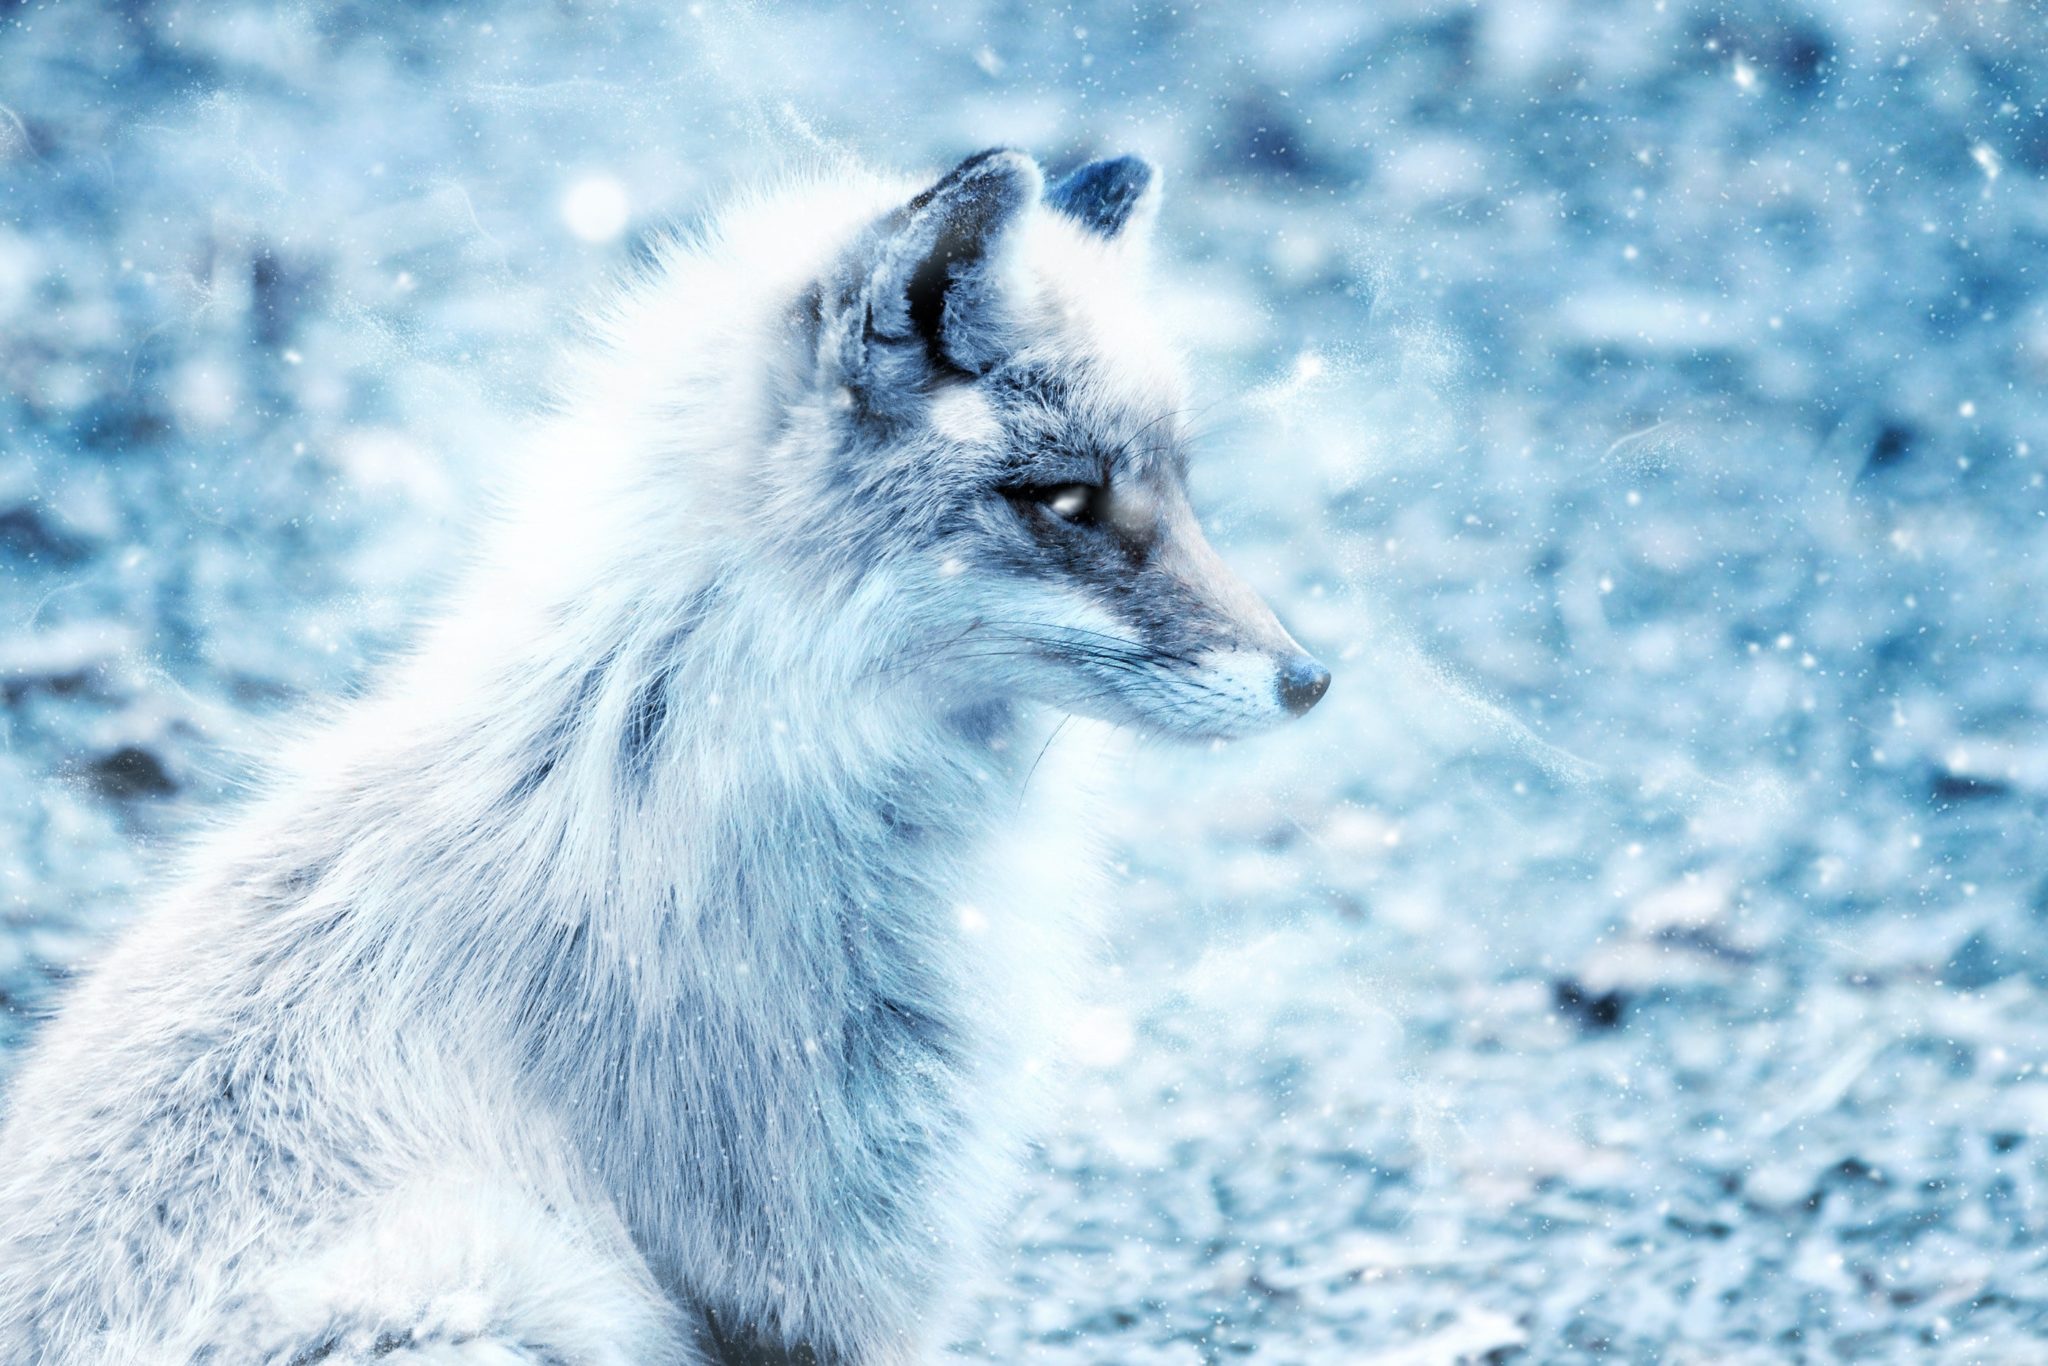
[
  {"xmin": 1096, "ymin": 153, "xmax": 1157, "ymax": 191},
  {"xmin": 1045, "ymin": 153, "xmax": 1161, "ymax": 237}
]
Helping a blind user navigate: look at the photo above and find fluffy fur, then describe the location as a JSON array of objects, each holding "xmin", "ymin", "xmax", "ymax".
[{"xmin": 0, "ymin": 150, "xmax": 1326, "ymax": 1363}]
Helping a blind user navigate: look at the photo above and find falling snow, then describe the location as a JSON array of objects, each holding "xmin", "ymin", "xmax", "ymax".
[{"xmin": 4, "ymin": 1, "xmax": 2048, "ymax": 1361}]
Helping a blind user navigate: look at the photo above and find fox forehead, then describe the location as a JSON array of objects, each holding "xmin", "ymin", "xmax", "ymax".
[
  {"xmin": 979, "ymin": 360, "xmax": 1189, "ymax": 485},
  {"xmin": 1005, "ymin": 205, "xmax": 1185, "ymax": 396},
  {"xmin": 983, "ymin": 224, "xmax": 1189, "ymax": 468}
]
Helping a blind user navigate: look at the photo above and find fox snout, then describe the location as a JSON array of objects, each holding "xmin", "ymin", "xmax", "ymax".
[
  {"xmin": 1189, "ymin": 624, "xmax": 1331, "ymax": 734},
  {"xmin": 1140, "ymin": 512, "xmax": 1332, "ymax": 734},
  {"xmin": 1276, "ymin": 653, "xmax": 1332, "ymax": 716}
]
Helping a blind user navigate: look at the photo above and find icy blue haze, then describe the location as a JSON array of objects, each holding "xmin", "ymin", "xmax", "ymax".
[{"xmin": 3, "ymin": 1, "xmax": 2046, "ymax": 1360}]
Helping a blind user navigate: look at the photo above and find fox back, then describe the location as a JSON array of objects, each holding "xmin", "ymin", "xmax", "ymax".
[{"xmin": 0, "ymin": 149, "xmax": 1326, "ymax": 1364}]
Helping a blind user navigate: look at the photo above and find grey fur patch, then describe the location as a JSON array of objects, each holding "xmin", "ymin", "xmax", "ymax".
[
  {"xmin": 702, "ymin": 1307, "xmax": 836, "ymax": 1366},
  {"xmin": 621, "ymin": 584, "xmax": 722, "ymax": 787},
  {"xmin": 507, "ymin": 654, "xmax": 612, "ymax": 806}
]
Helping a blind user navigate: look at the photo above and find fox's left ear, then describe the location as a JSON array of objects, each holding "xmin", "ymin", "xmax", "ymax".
[{"xmin": 1045, "ymin": 155, "xmax": 1160, "ymax": 240}]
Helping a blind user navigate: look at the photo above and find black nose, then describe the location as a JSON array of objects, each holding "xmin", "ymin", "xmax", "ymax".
[{"xmin": 1276, "ymin": 655, "xmax": 1331, "ymax": 716}]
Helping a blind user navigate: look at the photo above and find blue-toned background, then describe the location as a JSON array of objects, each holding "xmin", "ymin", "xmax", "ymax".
[{"xmin": 4, "ymin": 2, "xmax": 2046, "ymax": 1359}]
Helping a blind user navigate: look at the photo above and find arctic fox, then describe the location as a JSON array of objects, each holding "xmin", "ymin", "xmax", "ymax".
[{"xmin": 0, "ymin": 149, "xmax": 1328, "ymax": 1363}]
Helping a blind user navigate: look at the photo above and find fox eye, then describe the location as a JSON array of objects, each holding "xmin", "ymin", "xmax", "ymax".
[
  {"xmin": 1045, "ymin": 484, "xmax": 1095, "ymax": 521},
  {"xmin": 1016, "ymin": 482, "xmax": 1103, "ymax": 526}
]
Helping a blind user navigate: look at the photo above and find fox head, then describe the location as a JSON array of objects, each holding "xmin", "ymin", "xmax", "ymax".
[{"xmin": 765, "ymin": 148, "xmax": 1329, "ymax": 742}]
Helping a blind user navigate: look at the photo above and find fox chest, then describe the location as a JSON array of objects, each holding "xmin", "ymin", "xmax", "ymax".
[{"xmin": 594, "ymin": 758, "xmax": 1101, "ymax": 1333}]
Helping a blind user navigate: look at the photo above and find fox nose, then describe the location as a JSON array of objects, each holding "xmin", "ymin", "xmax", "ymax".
[{"xmin": 1275, "ymin": 655, "xmax": 1331, "ymax": 717}]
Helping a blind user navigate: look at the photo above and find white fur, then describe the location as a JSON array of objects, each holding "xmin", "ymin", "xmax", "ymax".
[{"xmin": 0, "ymin": 155, "xmax": 1305, "ymax": 1363}]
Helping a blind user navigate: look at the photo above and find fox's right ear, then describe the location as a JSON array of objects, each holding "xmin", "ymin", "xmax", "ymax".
[
  {"xmin": 829, "ymin": 149, "xmax": 1042, "ymax": 410},
  {"xmin": 1045, "ymin": 155, "xmax": 1160, "ymax": 240}
]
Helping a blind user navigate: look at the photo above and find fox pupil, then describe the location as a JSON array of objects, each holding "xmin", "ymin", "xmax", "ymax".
[{"xmin": 1036, "ymin": 482, "xmax": 1101, "ymax": 524}]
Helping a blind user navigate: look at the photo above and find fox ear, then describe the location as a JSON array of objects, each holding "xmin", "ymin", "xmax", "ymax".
[
  {"xmin": 1045, "ymin": 155, "xmax": 1159, "ymax": 239},
  {"xmin": 853, "ymin": 148, "xmax": 1042, "ymax": 389}
]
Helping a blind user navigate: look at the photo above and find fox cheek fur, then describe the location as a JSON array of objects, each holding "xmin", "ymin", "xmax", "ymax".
[{"xmin": 0, "ymin": 148, "xmax": 1326, "ymax": 1365}]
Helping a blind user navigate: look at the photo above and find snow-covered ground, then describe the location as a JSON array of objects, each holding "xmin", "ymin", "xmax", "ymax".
[{"xmin": 5, "ymin": 2, "xmax": 2047, "ymax": 1359}]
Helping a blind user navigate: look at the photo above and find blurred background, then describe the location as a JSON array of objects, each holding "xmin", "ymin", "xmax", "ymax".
[{"xmin": 4, "ymin": 1, "xmax": 2047, "ymax": 1360}]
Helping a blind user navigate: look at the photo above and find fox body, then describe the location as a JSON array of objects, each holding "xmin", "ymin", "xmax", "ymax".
[{"xmin": 0, "ymin": 150, "xmax": 1326, "ymax": 1363}]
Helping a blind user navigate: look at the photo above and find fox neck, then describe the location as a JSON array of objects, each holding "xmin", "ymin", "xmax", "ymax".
[
  {"xmin": 458, "ymin": 562, "xmax": 1070, "ymax": 1270},
  {"xmin": 421, "ymin": 554, "xmax": 1040, "ymax": 1004}
]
